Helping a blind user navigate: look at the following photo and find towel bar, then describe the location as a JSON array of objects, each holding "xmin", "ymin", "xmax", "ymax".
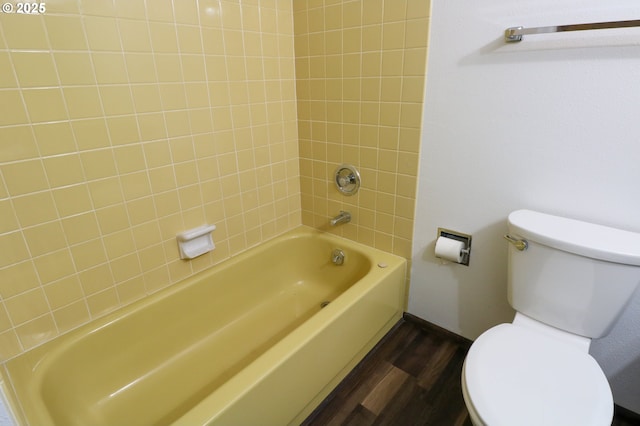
[{"xmin": 505, "ymin": 19, "xmax": 640, "ymax": 42}]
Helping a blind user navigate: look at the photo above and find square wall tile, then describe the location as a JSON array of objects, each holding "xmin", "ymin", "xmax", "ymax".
[
  {"xmin": 0, "ymin": 126, "xmax": 38, "ymax": 163},
  {"xmin": 0, "ymin": 91, "xmax": 28, "ymax": 126},
  {"xmin": 0, "ymin": 261, "xmax": 40, "ymax": 299},
  {"xmin": 296, "ymin": 0, "xmax": 427, "ymax": 258},
  {"xmin": 1, "ymin": 14, "xmax": 49, "ymax": 50},
  {"xmin": 22, "ymin": 88, "xmax": 68, "ymax": 123},
  {"xmin": 45, "ymin": 15, "xmax": 88, "ymax": 50},
  {"xmin": 64, "ymin": 87, "xmax": 104, "ymax": 119},
  {"xmin": 11, "ymin": 52, "xmax": 59, "ymax": 88},
  {"xmin": 2, "ymin": 160, "xmax": 49, "ymax": 196},
  {"xmin": 0, "ymin": 0, "xmax": 303, "ymax": 362},
  {"xmin": 33, "ymin": 122, "xmax": 77, "ymax": 156}
]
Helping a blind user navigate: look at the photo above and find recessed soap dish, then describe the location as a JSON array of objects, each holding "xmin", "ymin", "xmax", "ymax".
[{"xmin": 176, "ymin": 225, "xmax": 216, "ymax": 259}]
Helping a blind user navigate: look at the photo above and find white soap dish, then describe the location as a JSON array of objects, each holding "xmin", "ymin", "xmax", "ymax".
[{"xmin": 176, "ymin": 224, "xmax": 216, "ymax": 259}]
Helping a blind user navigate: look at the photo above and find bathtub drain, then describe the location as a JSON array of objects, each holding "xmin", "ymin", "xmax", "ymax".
[{"xmin": 320, "ymin": 301, "xmax": 331, "ymax": 308}]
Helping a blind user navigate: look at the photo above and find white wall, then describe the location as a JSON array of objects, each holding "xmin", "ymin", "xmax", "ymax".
[{"xmin": 410, "ymin": 0, "xmax": 640, "ymax": 413}]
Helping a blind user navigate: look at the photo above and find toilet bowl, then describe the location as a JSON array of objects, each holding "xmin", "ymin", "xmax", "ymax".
[
  {"xmin": 461, "ymin": 210, "xmax": 640, "ymax": 426},
  {"xmin": 461, "ymin": 314, "xmax": 612, "ymax": 426}
]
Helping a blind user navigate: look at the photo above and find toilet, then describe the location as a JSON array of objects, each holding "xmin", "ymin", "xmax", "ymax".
[{"xmin": 462, "ymin": 209, "xmax": 640, "ymax": 426}]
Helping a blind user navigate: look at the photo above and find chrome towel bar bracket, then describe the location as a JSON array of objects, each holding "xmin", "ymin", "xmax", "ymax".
[{"xmin": 505, "ymin": 19, "xmax": 640, "ymax": 43}]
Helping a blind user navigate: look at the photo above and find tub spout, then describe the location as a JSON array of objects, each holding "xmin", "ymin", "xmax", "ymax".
[{"xmin": 330, "ymin": 211, "xmax": 351, "ymax": 226}]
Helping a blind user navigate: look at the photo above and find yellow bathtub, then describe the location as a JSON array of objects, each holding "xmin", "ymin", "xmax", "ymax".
[{"xmin": 4, "ymin": 226, "xmax": 406, "ymax": 426}]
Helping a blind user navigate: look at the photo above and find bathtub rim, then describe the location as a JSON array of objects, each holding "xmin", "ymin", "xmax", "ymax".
[
  {"xmin": 174, "ymin": 241, "xmax": 406, "ymax": 425},
  {"xmin": 3, "ymin": 225, "xmax": 407, "ymax": 426}
]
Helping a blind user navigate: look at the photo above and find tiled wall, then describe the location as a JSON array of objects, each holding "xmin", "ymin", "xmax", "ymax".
[
  {"xmin": 0, "ymin": 0, "xmax": 299, "ymax": 361},
  {"xmin": 293, "ymin": 0, "xmax": 429, "ymax": 258}
]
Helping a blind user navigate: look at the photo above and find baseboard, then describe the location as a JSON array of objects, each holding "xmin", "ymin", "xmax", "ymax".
[
  {"xmin": 614, "ymin": 404, "xmax": 640, "ymax": 423},
  {"xmin": 402, "ymin": 312, "xmax": 473, "ymax": 349}
]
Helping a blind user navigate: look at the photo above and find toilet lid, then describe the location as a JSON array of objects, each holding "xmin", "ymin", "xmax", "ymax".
[{"xmin": 464, "ymin": 324, "xmax": 613, "ymax": 426}]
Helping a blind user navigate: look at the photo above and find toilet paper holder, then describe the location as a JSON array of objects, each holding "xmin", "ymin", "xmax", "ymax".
[{"xmin": 436, "ymin": 228, "xmax": 472, "ymax": 266}]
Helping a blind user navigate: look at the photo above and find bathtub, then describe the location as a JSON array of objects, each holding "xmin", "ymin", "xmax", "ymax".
[{"xmin": 4, "ymin": 226, "xmax": 406, "ymax": 426}]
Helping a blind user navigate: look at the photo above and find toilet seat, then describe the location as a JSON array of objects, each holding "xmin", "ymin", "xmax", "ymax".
[{"xmin": 463, "ymin": 323, "xmax": 613, "ymax": 426}]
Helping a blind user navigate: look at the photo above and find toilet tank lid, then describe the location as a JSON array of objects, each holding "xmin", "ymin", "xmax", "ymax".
[{"xmin": 508, "ymin": 210, "xmax": 640, "ymax": 266}]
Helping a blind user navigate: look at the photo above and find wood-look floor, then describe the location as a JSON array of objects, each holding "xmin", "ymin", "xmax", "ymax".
[{"xmin": 301, "ymin": 314, "xmax": 640, "ymax": 426}]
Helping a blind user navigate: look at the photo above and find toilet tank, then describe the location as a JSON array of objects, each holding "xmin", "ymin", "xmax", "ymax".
[{"xmin": 507, "ymin": 210, "xmax": 640, "ymax": 338}]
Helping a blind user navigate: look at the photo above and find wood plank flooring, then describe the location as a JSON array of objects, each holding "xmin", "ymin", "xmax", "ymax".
[{"xmin": 301, "ymin": 314, "xmax": 640, "ymax": 426}]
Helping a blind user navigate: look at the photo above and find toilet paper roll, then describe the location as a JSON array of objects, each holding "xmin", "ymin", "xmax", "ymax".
[{"xmin": 435, "ymin": 236, "xmax": 465, "ymax": 263}]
